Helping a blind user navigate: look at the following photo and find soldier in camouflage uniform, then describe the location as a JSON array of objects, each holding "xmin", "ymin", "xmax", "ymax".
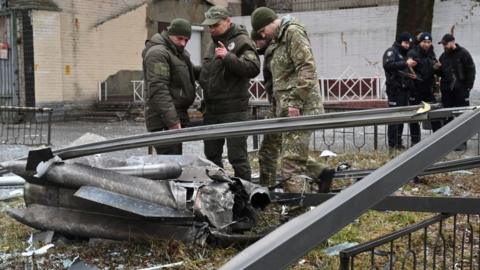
[
  {"xmin": 251, "ymin": 30, "xmax": 281, "ymax": 187},
  {"xmin": 142, "ymin": 18, "xmax": 196, "ymax": 154},
  {"xmin": 199, "ymin": 6, "xmax": 260, "ymax": 181},
  {"xmin": 251, "ymin": 7, "xmax": 335, "ymax": 193}
]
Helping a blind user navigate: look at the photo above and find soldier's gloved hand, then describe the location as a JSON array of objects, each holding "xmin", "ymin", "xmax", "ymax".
[
  {"xmin": 169, "ymin": 122, "xmax": 182, "ymax": 130},
  {"xmin": 215, "ymin": 41, "xmax": 228, "ymax": 59},
  {"xmin": 288, "ymin": 107, "xmax": 300, "ymax": 117}
]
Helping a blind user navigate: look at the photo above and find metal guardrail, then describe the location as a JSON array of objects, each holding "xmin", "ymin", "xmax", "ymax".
[
  {"xmin": 339, "ymin": 214, "xmax": 479, "ymax": 270},
  {"xmin": 50, "ymin": 105, "xmax": 467, "ymax": 160},
  {"xmin": 274, "ymin": 193, "xmax": 480, "ymax": 216},
  {"xmin": 220, "ymin": 108, "xmax": 480, "ymax": 269},
  {"xmin": 0, "ymin": 106, "xmax": 52, "ymax": 145}
]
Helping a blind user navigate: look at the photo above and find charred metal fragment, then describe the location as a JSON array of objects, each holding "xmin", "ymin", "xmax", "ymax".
[
  {"xmin": 2, "ymin": 153, "xmax": 267, "ymax": 243},
  {"xmin": 2, "ymin": 160, "xmax": 187, "ymax": 209},
  {"xmin": 74, "ymin": 186, "xmax": 194, "ymax": 219},
  {"xmin": 107, "ymin": 163, "xmax": 182, "ymax": 180},
  {"xmin": 6, "ymin": 204, "xmax": 208, "ymax": 244}
]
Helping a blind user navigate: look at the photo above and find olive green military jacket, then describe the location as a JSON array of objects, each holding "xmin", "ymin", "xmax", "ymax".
[
  {"xmin": 142, "ymin": 32, "xmax": 196, "ymax": 131},
  {"xmin": 271, "ymin": 16, "xmax": 323, "ymax": 115},
  {"xmin": 199, "ymin": 24, "xmax": 260, "ymax": 114}
]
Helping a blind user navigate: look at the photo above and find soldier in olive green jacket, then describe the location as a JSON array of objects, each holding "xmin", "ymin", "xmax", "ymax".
[
  {"xmin": 142, "ymin": 18, "xmax": 196, "ymax": 154},
  {"xmin": 251, "ymin": 7, "xmax": 335, "ymax": 193},
  {"xmin": 199, "ymin": 6, "xmax": 260, "ymax": 181}
]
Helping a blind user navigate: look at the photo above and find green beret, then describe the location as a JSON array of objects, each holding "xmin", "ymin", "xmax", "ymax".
[
  {"xmin": 167, "ymin": 18, "xmax": 192, "ymax": 38},
  {"xmin": 251, "ymin": 7, "xmax": 277, "ymax": 32}
]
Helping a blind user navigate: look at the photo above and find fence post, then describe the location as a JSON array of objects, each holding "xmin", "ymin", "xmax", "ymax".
[
  {"xmin": 339, "ymin": 253, "xmax": 350, "ymax": 270},
  {"xmin": 252, "ymin": 106, "xmax": 259, "ymax": 150},
  {"xmin": 47, "ymin": 110, "xmax": 52, "ymax": 145}
]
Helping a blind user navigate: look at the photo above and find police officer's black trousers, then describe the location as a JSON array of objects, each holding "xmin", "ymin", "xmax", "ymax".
[
  {"xmin": 409, "ymin": 91, "xmax": 442, "ymax": 145},
  {"xmin": 387, "ymin": 89, "xmax": 410, "ymax": 149},
  {"xmin": 441, "ymin": 88, "xmax": 470, "ymax": 150}
]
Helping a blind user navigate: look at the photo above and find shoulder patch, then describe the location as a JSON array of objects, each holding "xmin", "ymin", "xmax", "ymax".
[
  {"xmin": 295, "ymin": 51, "xmax": 305, "ymax": 60},
  {"xmin": 153, "ymin": 63, "xmax": 169, "ymax": 76},
  {"xmin": 228, "ymin": 42, "xmax": 235, "ymax": 51},
  {"xmin": 387, "ymin": 51, "xmax": 393, "ymax": 57}
]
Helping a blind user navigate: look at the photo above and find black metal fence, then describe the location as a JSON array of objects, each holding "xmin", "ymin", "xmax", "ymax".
[
  {"xmin": 220, "ymin": 108, "xmax": 480, "ymax": 269},
  {"xmin": 250, "ymin": 105, "xmax": 480, "ymax": 155},
  {"xmin": 340, "ymin": 214, "xmax": 480, "ymax": 270},
  {"xmin": 0, "ymin": 106, "xmax": 52, "ymax": 145}
]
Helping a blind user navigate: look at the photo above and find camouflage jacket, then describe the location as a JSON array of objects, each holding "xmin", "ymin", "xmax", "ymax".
[
  {"xmin": 263, "ymin": 42, "xmax": 275, "ymax": 103},
  {"xmin": 271, "ymin": 16, "xmax": 322, "ymax": 114},
  {"xmin": 142, "ymin": 32, "xmax": 196, "ymax": 131},
  {"xmin": 199, "ymin": 24, "xmax": 260, "ymax": 114}
]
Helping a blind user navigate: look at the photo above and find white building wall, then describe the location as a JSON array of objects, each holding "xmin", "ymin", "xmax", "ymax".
[
  {"xmin": 31, "ymin": 10, "xmax": 64, "ymax": 104},
  {"xmin": 31, "ymin": 0, "xmax": 148, "ymax": 111},
  {"xmin": 233, "ymin": 0, "xmax": 480, "ymax": 92}
]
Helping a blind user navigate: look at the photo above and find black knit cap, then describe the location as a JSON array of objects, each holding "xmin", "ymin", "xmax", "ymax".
[
  {"xmin": 167, "ymin": 18, "xmax": 192, "ymax": 38},
  {"xmin": 251, "ymin": 7, "xmax": 278, "ymax": 32},
  {"xmin": 397, "ymin": 32, "xmax": 413, "ymax": 43},
  {"xmin": 417, "ymin": 32, "xmax": 432, "ymax": 42}
]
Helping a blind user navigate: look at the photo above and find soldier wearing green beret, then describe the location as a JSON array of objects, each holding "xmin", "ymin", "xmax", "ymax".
[
  {"xmin": 199, "ymin": 6, "xmax": 260, "ymax": 181},
  {"xmin": 142, "ymin": 18, "xmax": 197, "ymax": 154},
  {"xmin": 251, "ymin": 7, "xmax": 334, "ymax": 193}
]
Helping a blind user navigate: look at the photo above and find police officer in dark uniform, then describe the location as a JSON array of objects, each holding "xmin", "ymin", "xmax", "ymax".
[
  {"xmin": 383, "ymin": 32, "xmax": 417, "ymax": 150},
  {"xmin": 436, "ymin": 34, "xmax": 476, "ymax": 150},
  {"xmin": 437, "ymin": 34, "xmax": 476, "ymax": 108},
  {"xmin": 407, "ymin": 32, "xmax": 442, "ymax": 144}
]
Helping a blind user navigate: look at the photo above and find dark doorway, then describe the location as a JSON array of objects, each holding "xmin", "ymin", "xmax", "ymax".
[{"xmin": 22, "ymin": 11, "xmax": 35, "ymax": 107}]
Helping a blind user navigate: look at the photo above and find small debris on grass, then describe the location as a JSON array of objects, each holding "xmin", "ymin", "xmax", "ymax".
[
  {"xmin": 67, "ymin": 256, "xmax": 100, "ymax": 270},
  {"xmin": 138, "ymin": 261, "xmax": 184, "ymax": 269},
  {"xmin": 430, "ymin": 186, "xmax": 452, "ymax": 196},
  {"xmin": 321, "ymin": 242, "xmax": 358, "ymax": 256},
  {"xmin": 0, "ymin": 188, "xmax": 23, "ymax": 201},
  {"xmin": 450, "ymin": 170, "xmax": 474, "ymax": 175},
  {"xmin": 21, "ymin": 243, "xmax": 54, "ymax": 257},
  {"xmin": 298, "ymin": 259, "xmax": 307, "ymax": 265},
  {"xmin": 320, "ymin": 150, "xmax": 337, "ymax": 157},
  {"xmin": 31, "ymin": 231, "xmax": 54, "ymax": 245}
]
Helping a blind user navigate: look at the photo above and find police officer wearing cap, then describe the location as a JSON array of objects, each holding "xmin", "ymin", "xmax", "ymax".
[
  {"xmin": 436, "ymin": 33, "xmax": 476, "ymax": 151},
  {"xmin": 437, "ymin": 34, "xmax": 476, "ymax": 108},
  {"xmin": 383, "ymin": 32, "xmax": 417, "ymax": 150},
  {"xmin": 198, "ymin": 6, "xmax": 260, "ymax": 181},
  {"xmin": 406, "ymin": 32, "xmax": 442, "ymax": 144}
]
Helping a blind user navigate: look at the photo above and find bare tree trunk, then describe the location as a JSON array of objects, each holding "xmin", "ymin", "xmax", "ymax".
[
  {"xmin": 396, "ymin": 0, "xmax": 435, "ymax": 38},
  {"xmin": 241, "ymin": 0, "xmax": 266, "ymax": 15}
]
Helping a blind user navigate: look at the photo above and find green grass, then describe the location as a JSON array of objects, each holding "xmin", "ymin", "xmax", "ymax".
[{"xmin": 1, "ymin": 151, "xmax": 479, "ymax": 269}]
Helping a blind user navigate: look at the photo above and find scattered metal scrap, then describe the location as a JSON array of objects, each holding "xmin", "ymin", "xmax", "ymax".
[
  {"xmin": 1, "ymin": 149, "xmax": 270, "ymax": 244},
  {"xmin": 2, "ymin": 105, "xmax": 480, "ymax": 266}
]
